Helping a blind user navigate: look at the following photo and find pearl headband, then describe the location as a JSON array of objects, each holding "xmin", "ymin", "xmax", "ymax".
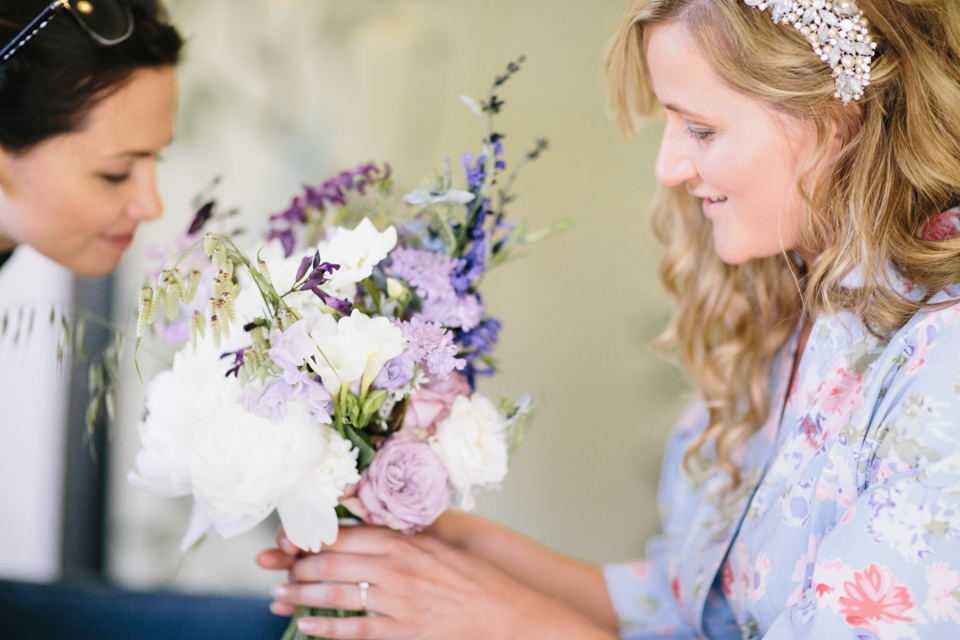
[{"xmin": 743, "ymin": 0, "xmax": 877, "ymax": 104}]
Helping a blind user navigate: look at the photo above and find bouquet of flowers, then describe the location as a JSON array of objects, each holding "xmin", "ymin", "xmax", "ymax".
[{"xmin": 128, "ymin": 57, "xmax": 561, "ymax": 636}]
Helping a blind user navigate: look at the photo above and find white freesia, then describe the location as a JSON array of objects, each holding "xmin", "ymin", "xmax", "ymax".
[
  {"xmin": 337, "ymin": 309, "xmax": 407, "ymax": 388},
  {"xmin": 403, "ymin": 189, "xmax": 476, "ymax": 206},
  {"xmin": 308, "ymin": 313, "xmax": 379, "ymax": 395},
  {"xmin": 184, "ymin": 373, "xmax": 359, "ymax": 552},
  {"xmin": 317, "ymin": 218, "xmax": 397, "ymax": 296},
  {"xmin": 429, "ymin": 393, "xmax": 509, "ymax": 510},
  {"xmin": 127, "ymin": 340, "xmax": 230, "ymax": 497}
]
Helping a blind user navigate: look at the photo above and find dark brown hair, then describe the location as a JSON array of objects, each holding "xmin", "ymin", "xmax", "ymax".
[{"xmin": 0, "ymin": 0, "xmax": 183, "ymax": 152}]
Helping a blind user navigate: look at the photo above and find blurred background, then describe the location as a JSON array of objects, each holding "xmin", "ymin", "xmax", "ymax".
[{"xmin": 0, "ymin": 0, "xmax": 690, "ymax": 596}]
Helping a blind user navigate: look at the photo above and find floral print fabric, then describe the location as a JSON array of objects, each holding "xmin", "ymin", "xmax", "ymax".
[{"xmin": 605, "ymin": 281, "xmax": 960, "ymax": 639}]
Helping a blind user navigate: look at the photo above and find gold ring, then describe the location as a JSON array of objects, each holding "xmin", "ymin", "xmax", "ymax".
[{"xmin": 358, "ymin": 581, "xmax": 369, "ymax": 613}]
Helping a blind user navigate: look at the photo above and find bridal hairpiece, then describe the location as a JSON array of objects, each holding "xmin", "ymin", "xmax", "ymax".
[{"xmin": 742, "ymin": 0, "xmax": 877, "ymax": 104}]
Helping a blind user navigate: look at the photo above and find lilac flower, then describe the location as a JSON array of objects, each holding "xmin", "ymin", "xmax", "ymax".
[
  {"xmin": 384, "ymin": 247, "xmax": 457, "ymax": 300},
  {"xmin": 400, "ymin": 318, "xmax": 466, "ymax": 380},
  {"xmin": 238, "ymin": 379, "xmax": 296, "ymax": 425},
  {"xmin": 373, "ymin": 353, "xmax": 416, "ymax": 391}
]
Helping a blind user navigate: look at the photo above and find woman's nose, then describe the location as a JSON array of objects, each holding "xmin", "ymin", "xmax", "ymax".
[
  {"xmin": 654, "ymin": 123, "xmax": 698, "ymax": 188},
  {"xmin": 130, "ymin": 163, "xmax": 164, "ymax": 222}
]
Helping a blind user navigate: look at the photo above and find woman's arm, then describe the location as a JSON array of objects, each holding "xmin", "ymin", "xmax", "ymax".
[{"xmin": 426, "ymin": 511, "xmax": 620, "ymax": 633}]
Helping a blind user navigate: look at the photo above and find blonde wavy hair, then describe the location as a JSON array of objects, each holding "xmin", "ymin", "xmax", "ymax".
[{"xmin": 606, "ymin": 0, "xmax": 960, "ymax": 484}]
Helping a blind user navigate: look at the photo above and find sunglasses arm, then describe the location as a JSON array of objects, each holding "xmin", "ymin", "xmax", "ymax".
[{"xmin": 0, "ymin": 1, "xmax": 68, "ymax": 64}]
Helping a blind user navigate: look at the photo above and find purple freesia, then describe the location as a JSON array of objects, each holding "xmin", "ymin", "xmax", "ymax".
[
  {"xmin": 288, "ymin": 371, "xmax": 334, "ymax": 424},
  {"xmin": 373, "ymin": 353, "xmax": 416, "ymax": 391},
  {"xmin": 269, "ymin": 320, "xmax": 315, "ymax": 373},
  {"xmin": 352, "ymin": 432, "xmax": 450, "ymax": 532},
  {"xmin": 238, "ymin": 379, "xmax": 295, "ymax": 425}
]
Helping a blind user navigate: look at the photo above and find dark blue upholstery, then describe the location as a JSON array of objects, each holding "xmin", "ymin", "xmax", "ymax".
[{"xmin": 0, "ymin": 580, "xmax": 289, "ymax": 640}]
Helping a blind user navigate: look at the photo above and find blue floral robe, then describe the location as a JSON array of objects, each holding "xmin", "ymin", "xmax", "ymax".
[{"xmin": 605, "ymin": 278, "xmax": 960, "ymax": 639}]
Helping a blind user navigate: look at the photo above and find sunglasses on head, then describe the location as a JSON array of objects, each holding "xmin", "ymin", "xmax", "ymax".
[{"xmin": 1, "ymin": 0, "xmax": 134, "ymax": 65}]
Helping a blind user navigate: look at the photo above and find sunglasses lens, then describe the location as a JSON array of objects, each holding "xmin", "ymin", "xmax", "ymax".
[{"xmin": 69, "ymin": 0, "xmax": 131, "ymax": 43}]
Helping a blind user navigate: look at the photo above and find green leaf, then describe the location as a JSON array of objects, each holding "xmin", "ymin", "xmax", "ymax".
[
  {"xmin": 343, "ymin": 426, "xmax": 377, "ymax": 470},
  {"xmin": 359, "ymin": 389, "xmax": 388, "ymax": 425},
  {"xmin": 525, "ymin": 219, "xmax": 572, "ymax": 244}
]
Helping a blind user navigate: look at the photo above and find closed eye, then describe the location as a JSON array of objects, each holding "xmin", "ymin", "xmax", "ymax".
[{"xmin": 99, "ymin": 172, "xmax": 131, "ymax": 184}]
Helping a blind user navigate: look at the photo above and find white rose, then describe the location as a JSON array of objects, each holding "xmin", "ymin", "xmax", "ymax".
[
  {"xmin": 186, "ymin": 374, "xmax": 359, "ymax": 552},
  {"xmin": 127, "ymin": 340, "xmax": 229, "ymax": 497},
  {"xmin": 337, "ymin": 309, "xmax": 407, "ymax": 386},
  {"xmin": 317, "ymin": 218, "xmax": 397, "ymax": 296},
  {"xmin": 429, "ymin": 393, "xmax": 509, "ymax": 510}
]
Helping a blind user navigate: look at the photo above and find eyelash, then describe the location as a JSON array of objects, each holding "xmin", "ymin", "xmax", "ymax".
[
  {"xmin": 686, "ymin": 126, "xmax": 715, "ymax": 141},
  {"xmin": 100, "ymin": 172, "xmax": 131, "ymax": 184}
]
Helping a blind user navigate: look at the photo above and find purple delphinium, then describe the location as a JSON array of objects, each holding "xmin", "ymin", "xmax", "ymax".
[
  {"xmin": 268, "ymin": 163, "xmax": 392, "ymax": 257},
  {"xmin": 457, "ymin": 317, "xmax": 502, "ymax": 387},
  {"xmin": 373, "ymin": 353, "xmax": 416, "ymax": 391},
  {"xmin": 399, "ymin": 318, "xmax": 465, "ymax": 381}
]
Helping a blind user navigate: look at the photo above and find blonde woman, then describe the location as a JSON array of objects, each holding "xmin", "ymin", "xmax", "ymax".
[{"xmin": 260, "ymin": 0, "xmax": 960, "ymax": 638}]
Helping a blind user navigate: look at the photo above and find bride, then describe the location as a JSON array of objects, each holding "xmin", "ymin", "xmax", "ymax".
[
  {"xmin": 261, "ymin": 0, "xmax": 960, "ymax": 638},
  {"xmin": 0, "ymin": 0, "xmax": 181, "ymax": 277}
]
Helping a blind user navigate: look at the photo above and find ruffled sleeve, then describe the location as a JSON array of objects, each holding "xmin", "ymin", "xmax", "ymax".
[{"xmin": 603, "ymin": 401, "xmax": 711, "ymax": 639}]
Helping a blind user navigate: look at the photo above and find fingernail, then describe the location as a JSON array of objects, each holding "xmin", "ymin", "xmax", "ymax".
[
  {"xmin": 298, "ymin": 619, "xmax": 316, "ymax": 633},
  {"xmin": 271, "ymin": 584, "xmax": 289, "ymax": 599}
]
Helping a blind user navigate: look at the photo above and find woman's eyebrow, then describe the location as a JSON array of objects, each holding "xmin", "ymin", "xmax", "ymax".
[{"xmin": 662, "ymin": 102, "xmax": 707, "ymax": 121}]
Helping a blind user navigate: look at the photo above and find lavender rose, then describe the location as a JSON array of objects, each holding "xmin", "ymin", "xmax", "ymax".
[
  {"xmin": 350, "ymin": 432, "xmax": 450, "ymax": 532},
  {"xmin": 373, "ymin": 353, "xmax": 416, "ymax": 391}
]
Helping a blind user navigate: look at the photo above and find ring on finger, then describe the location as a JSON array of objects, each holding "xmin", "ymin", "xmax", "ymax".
[{"xmin": 358, "ymin": 581, "xmax": 369, "ymax": 613}]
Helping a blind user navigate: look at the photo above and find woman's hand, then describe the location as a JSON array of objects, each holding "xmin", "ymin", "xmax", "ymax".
[{"xmin": 257, "ymin": 525, "xmax": 619, "ymax": 640}]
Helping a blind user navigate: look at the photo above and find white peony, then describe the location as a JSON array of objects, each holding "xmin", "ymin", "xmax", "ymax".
[
  {"xmin": 429, "ymin": 393, "xmax": 509, "ymax": 510},
  {"xmin": 184, "ymin": 373, "xmax": 359, "ymax": 552},
  {"xmin": 128, "ymin": 340, "xmax": 230, "ymax": 497},
  {"xmin": 317, "ymin": 218, "xmax": 397, "ymax": 296}
]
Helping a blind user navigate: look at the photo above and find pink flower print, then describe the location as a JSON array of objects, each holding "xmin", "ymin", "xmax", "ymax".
[
  {"xmin": 924, "ymin": 562, "xmax": 960, "ymax": 623},
  {"xmin": 724, "ymin": 544, "xmax": 770, "ymax": 607},
  {"xmin": 625, "ymin": 560, "xmax": 650, "ymax": 580},
  {"xmin": 670, "ymin": 575, "xmax": 682, "ymax": 604},
  {"xmin": 721, "ymin": 561, "xmax": 734, "ymax": 597},
  {"xmin": 814, "ymin": 559, "xmax": 855, "ymax": 610},
  {"xmin": 787, "ymin": 534, "xmax": 823, "ymax": 607},
  {"xmin": 941, "ymin": 302, "xmax": 960, "ymax": 326},
  {"xmin": 800, "ymin": 414, "xmax": 827, "ymax": 451},
  {"xmin": 841, "ymin": 503, "xmax": 858, "ymax": 525},
  {"xmin": 813, "ymin": 366, "xmax": 863, "ymax": 416},
  {"xmin": 837, "ymin": 564, "xmax": 917, "ymax": 631}
]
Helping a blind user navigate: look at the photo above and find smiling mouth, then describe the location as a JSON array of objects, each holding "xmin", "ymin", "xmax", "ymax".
[{"xmin": 707, "ymin": 196, "xmax": 728, "ymax": 203}]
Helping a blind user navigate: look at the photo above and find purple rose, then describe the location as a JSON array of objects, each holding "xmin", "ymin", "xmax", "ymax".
[
  {"xmin": 238, "ymin": 379, "xmax": 295, "ymax": 425},
  {"xmin": 372, "ymin": 353, "xmax": 415, "ymax": 391},
  {"xmin": 354, "ymin": 433, "xmax": 450, "ymax": 532}
]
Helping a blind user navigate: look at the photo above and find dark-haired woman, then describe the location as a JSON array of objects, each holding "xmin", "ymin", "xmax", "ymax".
[{"xmin": 0, "ymin": 0, "xmax": 182, "ymax": 277}]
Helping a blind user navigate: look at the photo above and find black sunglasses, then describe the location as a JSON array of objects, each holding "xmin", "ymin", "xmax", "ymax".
[{"xmin": 1, "ymin": 0, "xmax": 134, "ymax": 65}]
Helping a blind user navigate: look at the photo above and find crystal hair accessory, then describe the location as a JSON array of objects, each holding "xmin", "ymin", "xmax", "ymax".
[{"xmin": 743, "ymin": 0, "xmax": 877, "ymax": 104}]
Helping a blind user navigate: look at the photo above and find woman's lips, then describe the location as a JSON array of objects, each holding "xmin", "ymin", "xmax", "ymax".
[
  {"xmin": 702, "ymin": 197, "xmax": 727, "ymax": 219},
  {"xmin": 102, "ymin": 232, "xmax": 135, "ymax": 251}
]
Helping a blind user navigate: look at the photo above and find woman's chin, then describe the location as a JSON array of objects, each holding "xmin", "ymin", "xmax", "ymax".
[{"xmin": 64, "ymin": 251, "xmax": 123, "ymax": 278}]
